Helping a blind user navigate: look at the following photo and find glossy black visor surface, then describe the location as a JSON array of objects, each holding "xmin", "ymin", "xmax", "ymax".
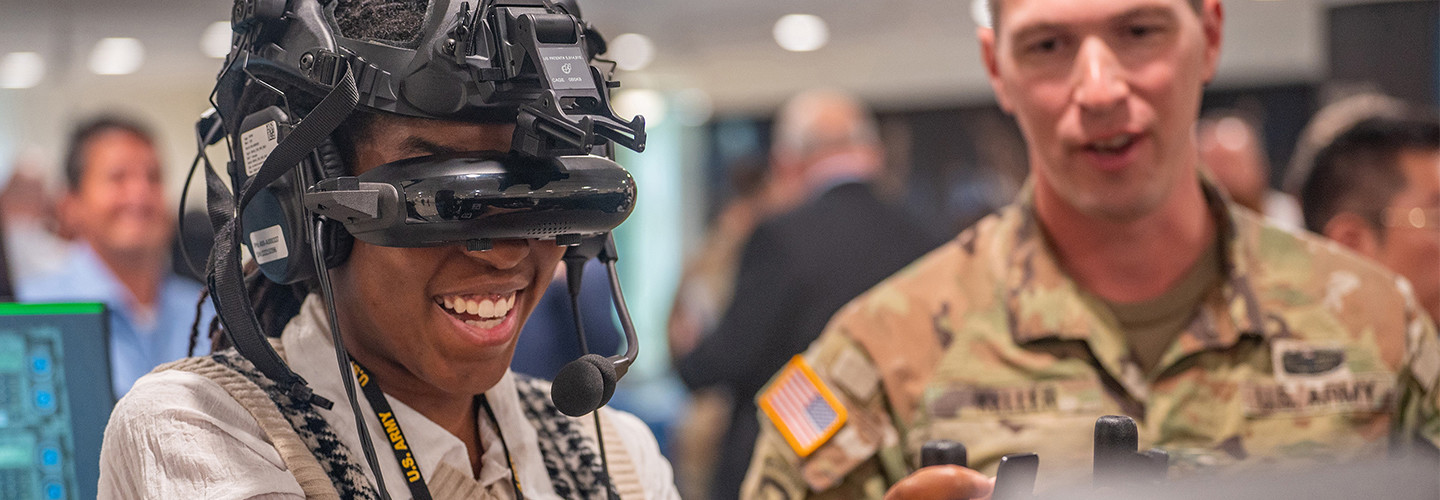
[{"xmin": 305, "ymin": 151, "xmax": 635, "ymax": 247}]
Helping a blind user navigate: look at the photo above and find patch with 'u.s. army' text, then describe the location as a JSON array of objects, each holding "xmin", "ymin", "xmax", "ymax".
[
  {"xmin": 1243, "ymin": 372, "xmax": 1394, "ymax": 416},
  {"xmin": 760, "ymin": 356, "xmax": 848, "ymax": 458}
]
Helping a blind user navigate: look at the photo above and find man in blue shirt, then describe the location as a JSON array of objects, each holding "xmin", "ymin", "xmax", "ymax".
[{"xmin": 18, "ymin": 116, "xmax": 209, "ymax": 398}]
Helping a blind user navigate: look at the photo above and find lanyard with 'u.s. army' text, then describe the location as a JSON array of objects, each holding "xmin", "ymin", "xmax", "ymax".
[{"xmin": 351, "ymin": 360, "xmax": 524, "ymax": 499}]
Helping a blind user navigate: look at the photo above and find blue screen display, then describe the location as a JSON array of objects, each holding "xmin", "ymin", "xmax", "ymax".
[{"xmin": 0, "ymin": 303, "xmax": 110, "ymax": 500}]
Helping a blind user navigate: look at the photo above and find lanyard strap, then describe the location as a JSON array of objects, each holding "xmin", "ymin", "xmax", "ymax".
[
  {"xmin": 352, "ymin": 361, "xmax": 434, "ymax": 500},
  {"xmin": 478, "ymin": 394, "xmax": 525, "ymax": 498},
  {"xmin": 351, "ymin": 361, "xmax": 524, "ymax": 499}
]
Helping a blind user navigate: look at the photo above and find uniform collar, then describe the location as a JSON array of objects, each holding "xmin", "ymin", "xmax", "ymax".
[{"xmin": 1003, "ymin": 173, "xmax": 1271, "ymax": 349}]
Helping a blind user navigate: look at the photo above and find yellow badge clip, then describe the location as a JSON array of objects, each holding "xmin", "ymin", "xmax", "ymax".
[{"xmin": 759, "ymin": 355, "xmax": 849, "ymax": 457}]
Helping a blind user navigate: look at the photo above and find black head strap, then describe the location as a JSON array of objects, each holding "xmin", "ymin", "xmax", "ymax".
[{"xmin": 205, "ymin": 62, "xmax": 360, "ymax": 408}]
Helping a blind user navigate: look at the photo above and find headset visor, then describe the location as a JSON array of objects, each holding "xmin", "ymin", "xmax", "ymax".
[{"xmin": 305, "ymin": 151, "xmax": 635, "ymax": 248}]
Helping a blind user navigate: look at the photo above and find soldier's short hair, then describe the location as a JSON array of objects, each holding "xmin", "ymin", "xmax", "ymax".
[
  {"xmin": 985, "ymin": 0, "xmax": 1203, "ymax": 31},
  {"xmin": 1299, "ymin": 116, "xmax": 1440, "ymax": 234}
]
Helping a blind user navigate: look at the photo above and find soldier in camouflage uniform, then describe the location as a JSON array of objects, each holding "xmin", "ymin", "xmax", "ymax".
[{"xmin": 740, "ymin": 0, "xmax": 1440, "ymax": 498}]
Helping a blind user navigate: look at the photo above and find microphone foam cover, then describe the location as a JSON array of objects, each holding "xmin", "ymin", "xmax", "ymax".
[{"xmin": 551, "ymin": 354, "xmax": 618, "ymax": 417}]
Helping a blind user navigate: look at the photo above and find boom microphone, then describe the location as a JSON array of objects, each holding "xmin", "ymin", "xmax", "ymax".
[
  {"xmin": 551, "ymin": 353, "xmax": 618, "ymax": 417},
  {"xmin": 549, "ymin": 233, "xmax": 639, "ymax": 417}
]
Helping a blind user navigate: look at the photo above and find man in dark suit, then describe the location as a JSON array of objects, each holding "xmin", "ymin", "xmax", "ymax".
[{"xmin": 676, "ymin": 89, "xmax": 947, "ymax": 500}]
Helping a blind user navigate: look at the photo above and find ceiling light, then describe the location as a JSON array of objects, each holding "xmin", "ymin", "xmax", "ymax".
[
  {"xmin": 202, "ymin": 22, "xmax": 233, "ymax": 59},
  {"xmin": 773, "ymin": 14, "xmax": 829, "ymax": 52},
  {"xmin": 612, "ymin": 89, "xmax": 667, "ymax": 127},
  {"xmin": 89, "ymin": 38, "xmax": 145, "ymax": 75},
  {"xmin": 0, "ymin": 52, "xmax": 46, "ymax": 89},
  {"xmin": 609, "ymin": 33, "xmax": 656, "ymax": 72}
]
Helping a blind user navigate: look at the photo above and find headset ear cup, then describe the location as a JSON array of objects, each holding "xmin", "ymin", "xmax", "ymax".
[{"xmin": 313, "ymin": 138, "xmax": 354, "ymax": 269}]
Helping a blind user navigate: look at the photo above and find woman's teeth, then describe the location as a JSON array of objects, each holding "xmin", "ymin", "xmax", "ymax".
[
  {"xmin": 1090, "ymin": 134, "xmax": 1134, "ymax": 153},
  {"xmin": 466, "ymin": 317, "xmax": 504, "ymax": 329},
  {"xmin": 440, "ymin": 293, "xmax": 516, "ymax": 328}
]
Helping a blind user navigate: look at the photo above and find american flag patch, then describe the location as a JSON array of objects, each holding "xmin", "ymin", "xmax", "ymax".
[{"xmin": 759, "ymin": 356, "xmax": 848, "ymax": 457}]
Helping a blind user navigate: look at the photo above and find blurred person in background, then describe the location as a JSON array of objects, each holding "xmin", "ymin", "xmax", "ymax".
[
  {"xmin": 17, "ymin": 115, "xmax": 208, "ymax": 398},
  {"xmin": 668, "ymin": 155, "xmax": 788, "ymax": 364},
  {"xmin": 666, "ymin": 155, "xmax": 790, "ymax": 499},
  {"xmin": 0, "ymin": 158, "xmax": 72, "ymax": 282},
  {"xmin": 1197, "ymin": 111, "xmax": 1302, "ymax": 229},
  {"xmin": 1283, "ymin": 92, "xmax": 1410, "ymax": 198},
  {"xmin": 675, "ymin": 88, "xmax": 946, "ymax": 500},
  {"xmin": 1299, "ymin": 112, "xmax": 1440, "ymax": 322},
  {"xmin": 742, "ymin": 0, "xmax": 1440, "ymax": 497}
]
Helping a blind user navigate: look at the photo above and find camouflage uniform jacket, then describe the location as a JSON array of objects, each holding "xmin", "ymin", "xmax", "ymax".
[{"xmin": 740, "ymin": 177, "xmax": 1440, "ymax": 499}]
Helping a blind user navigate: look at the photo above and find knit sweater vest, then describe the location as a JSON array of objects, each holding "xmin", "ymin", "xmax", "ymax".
[{"xmin": 158, "ymin": 349, "xmax": 641, "ymax": 499}]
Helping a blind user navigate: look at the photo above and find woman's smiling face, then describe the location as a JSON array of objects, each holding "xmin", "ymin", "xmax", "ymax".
[{"xmin": 332, "ymin": 114, "xmax": 567, "ymax": 397}]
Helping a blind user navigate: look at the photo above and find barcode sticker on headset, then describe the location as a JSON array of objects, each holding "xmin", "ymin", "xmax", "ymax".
[
  {"xmin": 241, "ymin": 121, "xmax": 280, "ymax": 177},
  {"xmin": 249, "ymin": 225, "xmax": 289, "ymax": 265}
]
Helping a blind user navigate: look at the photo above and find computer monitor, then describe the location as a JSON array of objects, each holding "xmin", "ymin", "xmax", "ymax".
[{"xmin": 0, "ymin": 303, "xmax": 110, "ymax": 500}]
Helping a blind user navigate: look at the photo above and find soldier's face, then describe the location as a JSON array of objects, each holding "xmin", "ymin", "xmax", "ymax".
[
  {"xmin": 331, "ymin": 115, "xmax": 567, "ymax": 397},
  {"xmin": 980, "ymin": 0, "xmax": 1222, "ymax": 221}
]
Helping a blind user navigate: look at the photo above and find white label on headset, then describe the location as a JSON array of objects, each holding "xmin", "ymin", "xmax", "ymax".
[
  {"xmin": 249, "ymin": 225, "xmax": 289, "ymax": 265},
  {"xmin": 240, "ymin": 121, "xmax": 280, "ymax": 178},
  {"xmin": 538, "ymin": 46, "xmax": 593, "ymax": 90}
]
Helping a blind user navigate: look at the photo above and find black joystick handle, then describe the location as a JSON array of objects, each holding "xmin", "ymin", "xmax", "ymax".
[
  {"xmin": 921, "ymin": 440, "xmax": 968, "ymax": 468},
  {"xmin": 992, "ymin": 453, "xmax": 1039, "ymax": 500},
  {"xmin": 1092, "ymin": 415, "xmax": 1170, "ymax": 490},
  {"xmin": 1093, "ymin": 415, "xmax": 1139, "ymax": 490}
]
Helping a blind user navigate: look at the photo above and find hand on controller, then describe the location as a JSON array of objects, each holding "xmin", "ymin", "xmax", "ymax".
[
  {"xmin": 888, "ymin": 415, "xmax": 1167, "ymax": 500},
  {"xmin": 884, "ymin": 440, "xmax": 995, "ymax": 500},
  {"xmin": 883, "ymin": 465, "xmax": 995, "ymax": 500}
]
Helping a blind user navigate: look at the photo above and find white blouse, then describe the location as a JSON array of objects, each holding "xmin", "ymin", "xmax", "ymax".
[{"xmin": 99, "ymin": 295, "xmax": 679, "ymax": 499}]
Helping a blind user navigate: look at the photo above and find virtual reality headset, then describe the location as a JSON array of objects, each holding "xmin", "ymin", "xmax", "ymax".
[
  {"xmin": 303, "ymin": 151, "xmax": 636, "ymax": 250},
  {"xmin": 200, "ymin": 0, "xmax": 647, "ymax": 428},
  {"xmin": 207, "ymin": 0, "xmax": 648, "ymax": 284},
  {"xmin": 219, "ymin": 0, "xmax": 644, "ymax": 158}
]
